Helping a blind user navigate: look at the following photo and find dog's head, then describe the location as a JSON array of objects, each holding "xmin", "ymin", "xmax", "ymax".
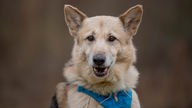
[{"xmin": 64, "ymin": 5, "xmax": 143, "ymax": 83}]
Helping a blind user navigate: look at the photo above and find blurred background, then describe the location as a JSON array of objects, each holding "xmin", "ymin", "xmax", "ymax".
[{"xmin": 0, "ymin": 0, "xmax": 192, "ymax": 108}]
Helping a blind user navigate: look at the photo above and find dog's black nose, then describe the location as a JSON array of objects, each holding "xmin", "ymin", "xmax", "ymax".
[{"xmin": 93, "ymin": 54, "xmax": 106, "ymax": 66}]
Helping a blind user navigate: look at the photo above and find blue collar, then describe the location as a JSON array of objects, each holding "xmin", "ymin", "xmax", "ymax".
[{"xmin": 77, "ymin": 86, "xmax": 132, "ymax": 108}]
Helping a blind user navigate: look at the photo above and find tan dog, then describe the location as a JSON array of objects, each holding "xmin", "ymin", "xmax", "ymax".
[{"xmin": 53, "ymin": 4, "xmax": 143, "ymax": 108}]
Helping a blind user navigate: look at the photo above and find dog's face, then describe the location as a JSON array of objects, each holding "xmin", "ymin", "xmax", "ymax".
[{"xmin": 64, "ymin": 5, "xmax": 143, "ymax": 81}]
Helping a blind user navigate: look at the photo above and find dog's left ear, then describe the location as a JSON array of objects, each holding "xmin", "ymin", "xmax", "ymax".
[
  {"xmin": 119, "ymin": 5, "xmax": 143, "ymax": 36},
  {"xmin": 64, "ymin": 5, "xmax": 87, "ymax": 36}
]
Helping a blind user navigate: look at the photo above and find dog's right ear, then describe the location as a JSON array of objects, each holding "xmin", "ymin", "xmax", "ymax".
[{"xmin": 64, "ymin": 5, "xmax": 87, "ymax": 37}]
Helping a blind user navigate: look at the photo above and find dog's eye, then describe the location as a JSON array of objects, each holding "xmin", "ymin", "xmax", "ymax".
[
  {"xmin": 108, "ymin": 36, "xmax": 116, "ymax": 42},
  {"xmin": 86, "ymin": 35, "xmax": 95, "ymax": 42}
]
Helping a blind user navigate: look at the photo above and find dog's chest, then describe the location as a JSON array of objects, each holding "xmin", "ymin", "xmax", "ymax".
[{"xmin": 67, "ymin": 87, "xmax": 103, "ymax": 108}]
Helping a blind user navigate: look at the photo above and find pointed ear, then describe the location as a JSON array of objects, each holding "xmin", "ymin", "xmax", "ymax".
[
  {"xmin": 64, "ymin": 5, "xmax": 87, "ymax": 36},
  {"xmin": 119, "ymin": 5, "xmax": 143, "ymax": 36}
]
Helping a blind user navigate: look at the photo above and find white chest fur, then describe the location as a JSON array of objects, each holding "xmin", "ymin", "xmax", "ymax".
[{"xmin": 67, "ymin": 86, "xmax": 103, "ymax": 108}]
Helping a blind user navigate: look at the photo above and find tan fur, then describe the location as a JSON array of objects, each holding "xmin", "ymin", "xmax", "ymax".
[{"xmin": 56, "ymin": 4, "xmax": 143, "ymax": 108}]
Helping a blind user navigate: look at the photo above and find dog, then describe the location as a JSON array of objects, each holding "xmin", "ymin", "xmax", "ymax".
[{"xmin": 51, "ymin": 4, "xmax": 143, "ymax": 108}]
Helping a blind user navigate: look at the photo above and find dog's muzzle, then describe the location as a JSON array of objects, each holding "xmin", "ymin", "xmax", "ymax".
[{"xmin": 92, "ymin": 54, "xmax": 110, "ymax": 77}]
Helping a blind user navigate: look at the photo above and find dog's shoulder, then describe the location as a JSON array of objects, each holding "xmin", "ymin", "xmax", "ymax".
[
  {"xmin": 56, "ymin": 82, "xmax": 69, "ymax": 107},
  {"xmin": 131, "ymin": 89, "xmax": 141, "ymax": 108},
  {"xmin": 50, "ymin": 82, "xmax": 72, "ymax": 108}
]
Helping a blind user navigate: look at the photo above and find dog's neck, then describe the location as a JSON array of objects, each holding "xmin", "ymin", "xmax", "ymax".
[{"xmin": 64, "ymin": 60, "xmax": 139, "ymax": 95}]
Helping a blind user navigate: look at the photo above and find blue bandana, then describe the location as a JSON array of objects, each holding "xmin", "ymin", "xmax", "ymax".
[{"xmin": 78, "ymin": 86, "xmax": 132, "ymax": 108}]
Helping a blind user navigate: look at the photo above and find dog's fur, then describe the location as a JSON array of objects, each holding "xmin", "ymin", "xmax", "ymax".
[{"xmin": 54, "ymin": 4, "xmax": 143, "ymax": 108}]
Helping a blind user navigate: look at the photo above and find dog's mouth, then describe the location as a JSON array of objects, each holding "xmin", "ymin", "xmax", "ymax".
[{"xmin": 92, "ymin": 66, "xmax": 109, "ymax": 77}]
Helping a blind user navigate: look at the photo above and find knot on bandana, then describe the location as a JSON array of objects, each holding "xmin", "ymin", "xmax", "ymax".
[{"xmin": 77, "ymin": 86, "xmax": 132, "ymax": 108}]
